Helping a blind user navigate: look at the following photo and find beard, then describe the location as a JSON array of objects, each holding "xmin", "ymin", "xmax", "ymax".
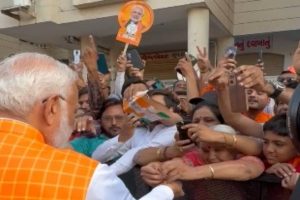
[{"xmin": 51, "ymin": 104, "xmax": 74, "ymax": 148}]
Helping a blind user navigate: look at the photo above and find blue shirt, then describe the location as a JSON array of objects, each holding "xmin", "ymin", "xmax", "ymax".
[{"xmin": 70, "ymin": 134, "xmax": 108, "ymax": 157}]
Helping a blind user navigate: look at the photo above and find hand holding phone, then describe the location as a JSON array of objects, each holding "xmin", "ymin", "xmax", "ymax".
[
  {"xmin": 176, "ymin": 53, "xmax": 198, "ymax": 75},
  {"xmin": 127, "ymin": 49, "xmax": 144, "ymax": 69},
  {"xmin": 225, "ymin": 46, "xmax": 248, "ymax": 112},
  {"xmin": 224, "ymin": 46, "xmax": 237, "ymax": 59},
  {"xmin": 176, "ymin": 120, "xmax": 192, "ymax": 141}
]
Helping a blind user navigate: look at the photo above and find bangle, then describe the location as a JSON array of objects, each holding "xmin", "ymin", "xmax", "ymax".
[
  {"xmin": 208, "ymin": 165, "xmax": 215, "ymax": 179},
  {"xmin": 162, "ymin": 147, "xmax": 168, "ymax": 160},
  {"xmin": 156, "ymin": 148, "xmax": 162, "ymax": 160},
  {"xmin": 232, "ymin": 135, "xmax": 237, "ymax": 147}
]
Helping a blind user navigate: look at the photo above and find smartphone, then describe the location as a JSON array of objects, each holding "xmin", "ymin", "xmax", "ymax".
[
  {"xmin": 257, "ymin": 49, "xmax": 264, "ymax": 70},
  {"xmin": 97, "ymin": 53, "xmax": 109, "ymax": 74},
  {"xmin": 176, "ymin": 120, "xmax": 191, "ymax": 140},
  {"xmin": 73, "ymin": 49, "xmax": 81, "ymax": 64},
  {"xmin": 185, "ymin": 52, "xmax": 198, "ymax": 66},
  {"xmin": 228, "ymin": 71, "xmax": 248, "ymax": 113},
  {"xmin": 225, "ymin": 46, "xmax": 237, "ymax": 59},
  {"xmin": 127, "ymin": 49, "xmax": 144, "ymax": 69},
  {"xmin": 176, "ymin": 52, "xmax": 198, "ymax": 75}
]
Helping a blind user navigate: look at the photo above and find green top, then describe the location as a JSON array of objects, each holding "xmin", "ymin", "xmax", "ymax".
[{"xmin": 70, "ymin": 134, "xmax": 108, "ymax": 157}]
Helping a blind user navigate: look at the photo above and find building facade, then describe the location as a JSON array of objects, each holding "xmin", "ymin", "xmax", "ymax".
[{"xmin": 0, "ymin": 0, "xmax": 299, "ymax": 81}]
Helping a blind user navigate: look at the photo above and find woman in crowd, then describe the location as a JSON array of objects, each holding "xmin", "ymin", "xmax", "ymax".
[{"xmin": 140, "ymin": 99, "xmax": 264, "ymax": 186}]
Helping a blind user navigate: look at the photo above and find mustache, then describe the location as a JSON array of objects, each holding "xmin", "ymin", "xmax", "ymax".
[{"xmin": 109, "ymin": 125, "xmax": 121, "ymax": 129}]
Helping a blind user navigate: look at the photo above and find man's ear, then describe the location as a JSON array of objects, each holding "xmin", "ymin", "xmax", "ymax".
[{"xmin": 43, "ymin": 96, "xmax": 60, "ymax": 125}]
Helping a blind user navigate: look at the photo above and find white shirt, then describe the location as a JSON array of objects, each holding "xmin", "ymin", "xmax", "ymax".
[
  {"xmin": 86, "ymin": 164, "xmax": 174, "ymax": 200},
  {"xmin": 110, "ymin": 71, "xmax": 125, "ymax": 99},
  {"xmin": 92, "ymin": 136, "xmax": 130, "ymax": 163},
  {"xmin": 110, "ymin": 124, "xmax": 177, "ymax": 175}
]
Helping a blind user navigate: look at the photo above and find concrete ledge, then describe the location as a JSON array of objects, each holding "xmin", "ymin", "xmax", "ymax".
[{"xmin": 72, "ymin": 0, "xmax": 122, "ymax": 8}]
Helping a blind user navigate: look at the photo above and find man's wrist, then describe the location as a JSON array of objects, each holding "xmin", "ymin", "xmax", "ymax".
[{"xmin": 265, "ymin": 81, "xmax": 286, "ymax": 99}]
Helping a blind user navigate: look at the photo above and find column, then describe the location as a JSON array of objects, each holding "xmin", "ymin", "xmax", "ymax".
[{"xmin": 187, "ymin": 8, "xmax": 209, "ymax": 56}]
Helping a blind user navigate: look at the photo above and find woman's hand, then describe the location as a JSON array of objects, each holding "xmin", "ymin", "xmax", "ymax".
[
  {"xmin": 184, "ymin": 124, "xmax": 222, "ymax": 144},
  {"xmin": 266, "ymin": 163, "xmax": 296, "ymax": 178},
  {"xmin": 141, "ymin": 162, "xmax": 164, "ymax": 187},
  {"xmin": 162, "ymin": 158, "xmax": 195, "ymax": 181}
]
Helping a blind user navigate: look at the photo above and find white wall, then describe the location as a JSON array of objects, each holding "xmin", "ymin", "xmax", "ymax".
[{"xmin": 0, "ymin": 34, "xmax": 70, "ymax": 60}]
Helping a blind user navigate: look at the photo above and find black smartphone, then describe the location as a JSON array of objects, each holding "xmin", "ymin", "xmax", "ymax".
[
  {"xmin": 176, "ymin": 120, "xmax": 191, "ymax": 140},
  {"xmin": 176, "ymin": 52, "xmax": 198, "ymax": 75},
  {"xmin": 127, "ymin": 49, "xmax": 144, "ymax": 69}
]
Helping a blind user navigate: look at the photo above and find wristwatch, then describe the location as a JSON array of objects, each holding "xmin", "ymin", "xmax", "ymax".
[{"xmin": 269, "ymin": 81, "xmax": 286, "ymax": 99}]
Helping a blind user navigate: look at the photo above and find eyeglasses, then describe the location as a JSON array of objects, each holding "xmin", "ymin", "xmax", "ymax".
[
  {"xmin": 277, "ymin": 77, "xmax": 296, "ymax": 83},
  {"xmin": 42, "ymin": 95, "xmax": 66, "ymax": 104},
  {"xmin": 101, "ymin": 115, "xmax": 125, "ymax": 123}
]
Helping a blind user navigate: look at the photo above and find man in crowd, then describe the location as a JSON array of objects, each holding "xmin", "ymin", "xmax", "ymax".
[
  {"xmin": 246, "ymin": 88, "xmax": 272, "ymax": 123},
  {"xmin": 71, "ymin": 98, "xmax": 132, "ymax": 158},
  {"xmin": 77, "ymin": 86, "xmax": 90, "ymax": 114},
  {"xmin": 0, "ymin": 52, "xmax": 182, "ymax": 199},
  {"xmin": 107, "ymin": 89, "xmax": 181, "ymax": 176}
]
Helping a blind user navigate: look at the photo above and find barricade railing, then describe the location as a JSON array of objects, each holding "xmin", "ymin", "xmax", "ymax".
[{"xmin": 119, "ymin": 167, "xmax": 291, "ymax": 200}]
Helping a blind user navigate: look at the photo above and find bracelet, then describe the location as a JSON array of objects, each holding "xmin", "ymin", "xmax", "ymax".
[
  {"xmin": 208, "ymin": 165, "xmax": 215, "ymax": 179},
  {"xmin": 156, "ymin": 148, "xmax": 162, "ymax": 160},
  {"xmin": 162, "ymin": 147, "xmax": 168, "ymax": 160},
  {"xmin": 232, "ymin": 135, "xmax": 237, "ymax": 147}
]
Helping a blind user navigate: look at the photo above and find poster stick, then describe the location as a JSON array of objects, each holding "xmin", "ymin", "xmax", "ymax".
[{"xmin": 122, "ymin": 43, "xmax": 129, "ymax": 56}]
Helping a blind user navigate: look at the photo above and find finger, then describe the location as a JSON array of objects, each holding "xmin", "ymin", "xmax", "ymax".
[
  {"xmin": 282, "ymin": 164, "xmax": 295, "ymax": 176},
  {"xmin": 281, "ymin": 178, "xmax": 289, "ymax": 188},
  {"xmin": 174, "ymin": 133, "xmax": 180, "ymax": 141},
  {"xmin": 141, "ymin": 172, "xmax": 163, "ymax": 181},
  {"xmin": 77, "ymin": 119, "xmax": 83, "ymax": 132},
  {"xmin": 176, "ymin": 139, "xmax": 193, "ymax": 146},
  {"xmin": 190, "ymin": 133, "xmax": 198, "ymax": 141},
  {"xmin": 286, "ymin": 164, "xmax": 296, "ymax": 173},
  {"xmin": 238, "ymin": 74, "xmax": 257, "ymax": 87},
  {"xmin": 141, "ymin": 167, "xmax": 161, "ymax": 175},
  {"xmin": 88, "ymin": 35, "xmax": 97, "ymax": 50},
  {"xmin": 165, "ymin": 169, "xmax": 181, "ymax": 182},
  {"xmin": 182, "ymin": 123, "xmax": 197, "ymax": 129},
  {"xmin": 181, "ymin": 143, "xmax": 195, "ymax": 151},
  {"xmin": 81, "ymin": 118, "xmax": 88, "ymax": 131},
  {"xmin": 196, "ymin": 46, "xmax": 202, "ymax": 56},
  {"xmin": 203, "ymin": 47, "xmax": 207, "ymax": 57},
  {"xmin": 276, "ymin": 167, "xmax": 288, "ymax": 178}
]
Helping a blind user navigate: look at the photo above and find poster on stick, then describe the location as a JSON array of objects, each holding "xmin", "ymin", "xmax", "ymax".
[{"xmin": 116, "ymin": 0, "xmax": 154, "ymax": 48}]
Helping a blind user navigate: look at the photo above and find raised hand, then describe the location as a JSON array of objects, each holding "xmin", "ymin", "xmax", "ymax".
[
  {"xmin": 82, "ymin": 35, "xmax": 98, "ymax": 72},
  {"xmin": 196, "ymin": 46, "xmax": 211, "ymax": 72}
]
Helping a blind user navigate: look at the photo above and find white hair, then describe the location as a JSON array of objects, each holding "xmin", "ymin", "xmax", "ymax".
[
  {"xmin": 49, "ymin": 101, "xmax": 73, "ymax": 148},
  {"xmin": 0, "ymin": 52, "xmax": 77, "ymax": 118},
  {"xmin": 211, "ymin": 124, "xmax": 237, "ymax": 135}
]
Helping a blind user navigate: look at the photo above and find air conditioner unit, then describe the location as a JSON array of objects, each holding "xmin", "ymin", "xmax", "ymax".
[{"xmin": 1, "ymin": 0, "xmax": 31, "ymax": 10}]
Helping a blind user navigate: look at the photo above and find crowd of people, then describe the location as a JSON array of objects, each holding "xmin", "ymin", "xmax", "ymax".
[{"xmin": 1, "ymin": 34, "xmax": 300, "ymax": 199}]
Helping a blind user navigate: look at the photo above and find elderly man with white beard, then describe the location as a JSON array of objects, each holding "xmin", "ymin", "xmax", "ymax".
[{"xmin": 0, "ymin": 52, "xmax": 182, "ymax": 200}]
